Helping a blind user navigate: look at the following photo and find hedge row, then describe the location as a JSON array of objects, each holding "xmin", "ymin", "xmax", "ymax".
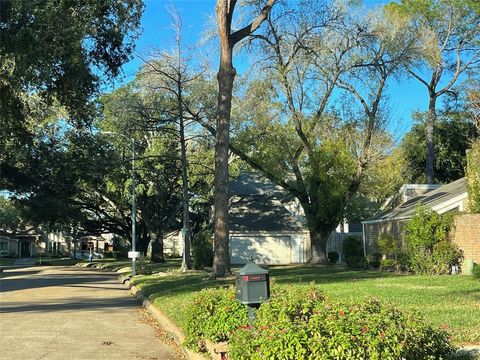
[{"xmin": 183, "ymin": 285, "xmax": 456, "ymax": 359}]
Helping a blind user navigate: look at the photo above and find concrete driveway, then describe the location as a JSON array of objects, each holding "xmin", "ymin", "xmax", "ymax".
[{"xmin": 0, "ymin": 266, "xmax": 181, "ymax": 360}]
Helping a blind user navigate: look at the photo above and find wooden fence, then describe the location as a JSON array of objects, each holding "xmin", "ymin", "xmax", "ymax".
[{"xmin": 327, "ymin": 232, "xmax": 363, "ymax": 265}]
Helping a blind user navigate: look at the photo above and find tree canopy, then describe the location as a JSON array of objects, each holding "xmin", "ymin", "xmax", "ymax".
[{"xmin": 0, "ymin": 0, "xmax": 144, "ymax": 194}]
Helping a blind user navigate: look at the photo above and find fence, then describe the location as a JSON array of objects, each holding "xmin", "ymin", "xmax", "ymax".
[{"xmin": 327, "ymin": 232, "xmax": 363, "ymax": 265}]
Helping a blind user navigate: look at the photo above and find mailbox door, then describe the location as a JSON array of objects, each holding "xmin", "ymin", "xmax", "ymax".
[
  {"xmin": 246, "ymin": 281, "xmax": 268, "ymax": 303},
  {"xmin": 244, "ymin": 274, "xmax": 269, "ymax": 304}
]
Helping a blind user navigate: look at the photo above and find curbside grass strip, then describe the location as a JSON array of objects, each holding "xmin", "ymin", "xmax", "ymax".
[{"xmin": 122, "ymin": 277, "xmax": 206, "ymax": 360}]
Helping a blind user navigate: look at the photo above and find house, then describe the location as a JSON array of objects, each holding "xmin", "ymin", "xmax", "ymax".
[
  {"xmin": 0, "ymin": 233, "xmax": 41, "ymax": 258},
  {"xmin": 0, "ymin": 227, "xmax": 110, "ymax": 259},
  {"xmin": 163, "ymin": 230, "xmax": 183, "ymax": 257},
  {"xmin": 228, "ymin": 173, "xmax": 360, "ymax": 265},
  {"xmin": 362, "ymin": 177, "xmax": 480, "ymax": 270}
]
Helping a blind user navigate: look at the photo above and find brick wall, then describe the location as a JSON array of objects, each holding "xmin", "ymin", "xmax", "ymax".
[
  {"xmin": 453, "ymin": 214, "xmax": 480, "ymax": 270},
  {"xmin": 364, "ymin": 220, "xmax": 407, "ymax": 256},
  {"xmin": 365, "ymin": 214, "xmax": 480, "ymax": 272}
]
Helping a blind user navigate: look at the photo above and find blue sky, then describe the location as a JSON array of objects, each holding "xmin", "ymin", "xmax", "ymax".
[{"xmin": 114, "ymin": 0, "xmax": 429, "ymax": 138}]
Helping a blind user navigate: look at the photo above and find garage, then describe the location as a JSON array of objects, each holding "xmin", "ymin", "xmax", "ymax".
[{"xmin": 230, "ymin": 235, "xmax": 292, "ymax": 264}]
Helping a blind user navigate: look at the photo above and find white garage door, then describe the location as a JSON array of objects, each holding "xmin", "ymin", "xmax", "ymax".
[{"xmin": 230, "ymin": 235, "xmax": 291, "ymax": 264}]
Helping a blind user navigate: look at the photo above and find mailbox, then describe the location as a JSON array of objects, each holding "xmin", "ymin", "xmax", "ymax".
[{"xmin": 235, "ymin": 262, "xmax": 270, "ymax": 305}]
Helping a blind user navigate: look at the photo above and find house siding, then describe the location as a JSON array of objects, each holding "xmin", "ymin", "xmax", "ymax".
[
  {"xmin": 453, "ymin": 214, "xmax": 480, "ymax": 270},
  {"xmin": 230, "ymin": 231, "xmax": 310, "ymax": 265}
]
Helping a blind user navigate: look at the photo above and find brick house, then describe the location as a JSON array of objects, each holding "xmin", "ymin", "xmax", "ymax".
[{"xmin": 362, "ymin": 177, "xmax": 480, "ymax": 271}]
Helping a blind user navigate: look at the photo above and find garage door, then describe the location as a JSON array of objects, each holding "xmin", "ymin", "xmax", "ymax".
[{"xmin": 230, "ymin": 235, "xmax": 291, "ymax": 264}]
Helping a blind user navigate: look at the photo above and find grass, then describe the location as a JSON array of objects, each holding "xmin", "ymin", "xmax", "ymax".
[
  {"xmin": 131, "ymin": 265, "xmax": 480, "ymax": 345},
  {"xmin": 36, "ymin": 257, "xmax": 84, "ymax": 266},
  {"xmin": 0, "ymin": 257, "xmax": 16, "ymax": 266},
  {"xmin": 91, "ymin": 258, "xmax": 182, "ymax": 273}
]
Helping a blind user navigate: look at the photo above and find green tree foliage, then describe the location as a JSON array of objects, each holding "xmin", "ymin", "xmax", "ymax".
[
  {"xmin": 467, "ymin": 140, "xmax": 480, "ymax": 213},
  {"xmin": 342, "ymin": 236, "xmax": 364, "ymax": 268},
  {"xmin": 345, "ymin": 148, "xmax": 406, "ymax": 222},
  {"xmin": 0, "ymin": 196, "xmax": 22, "ymax": 232},
  {"xmin": 401, "ymin": 112, "xmax": 479, "ymax": 184},
  {"xmin": 404, "ymin": 206, "xmax": 463, "ymax": 274},
  {"xmin": 100, "ymin": 85, "xmax": 185, "ymax": 257},
  {"xmin": 0, "ymin": 0, "xmax": 144, "ymax": 193},
  {"xmin": 0, "ymin": 0, "xmax": 143, "ymax": 122}
]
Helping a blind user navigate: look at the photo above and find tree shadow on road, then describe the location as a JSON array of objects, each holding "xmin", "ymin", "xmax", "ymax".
[{"xmin": 0, "ymin": 296, "xmax": 137, "ymax": 313}]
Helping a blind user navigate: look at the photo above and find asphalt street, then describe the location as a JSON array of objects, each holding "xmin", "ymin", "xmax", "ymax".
[{"xmin": 0, "ymin": 266, "xmax": 181, "ymax": 360}]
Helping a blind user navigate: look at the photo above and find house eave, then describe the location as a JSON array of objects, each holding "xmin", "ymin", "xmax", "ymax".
[
  {"xmin": 362, "ymin": 192, "xmax": 468, "ymax": 225},
  {"xmin": 361, "ymin": 216, "xmax": 412, "ymax": 225}
]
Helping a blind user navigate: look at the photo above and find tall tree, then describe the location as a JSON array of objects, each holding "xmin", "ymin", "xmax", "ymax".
[
  {"xmin": 101, "ymin": 83, "xmax": 184, "ymax": 260},
  {"xmin": 213, "ymin": 0, "xmax": 276, "ymax": 277},
  {"xmin": 401, "ymin": 111, "xmax": 479, "ymax": 184},
  {"xmin": 1, "ymin": 0, "xmax": 144, "ymax": 190},
  {"xmin": 386, "ymin": 0, "xmax": 480, "ymax": 183},
  {"xmin": 222, "ymin": 2, "xmax": 416, "ymax": 263},
  {"xmin": 137, "ymin": 8, "xmax": 195, "ymax": 270}
]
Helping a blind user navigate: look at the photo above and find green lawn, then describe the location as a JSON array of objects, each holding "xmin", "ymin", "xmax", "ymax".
[
  {"xmin": 0, "ymin": 258, "xmax": 16, "ymax": 266},
  {"xmin": 132, "ymin": 265, "xmax": 480, "ymax": 345}
]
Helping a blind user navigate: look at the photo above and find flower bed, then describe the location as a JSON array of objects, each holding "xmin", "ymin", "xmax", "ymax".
[{"xmin": 184, "ymin": 285, "xmax": 456, "ymax": 359}]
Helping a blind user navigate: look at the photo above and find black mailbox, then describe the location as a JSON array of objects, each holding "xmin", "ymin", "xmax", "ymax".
[{"xmin": 235, "ymin": 262, "xmax": 270, "ymax": 305}]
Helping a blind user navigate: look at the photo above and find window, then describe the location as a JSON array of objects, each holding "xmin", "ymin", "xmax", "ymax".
[{"xmin": 0, "ymin": 242, "xmax": 8, "ymax": 256}]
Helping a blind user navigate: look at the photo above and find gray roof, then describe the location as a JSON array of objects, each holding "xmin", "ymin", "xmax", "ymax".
[
  {"xmin": 364, "ymin": 177, "xmax": 467, "ymax": 223},
  {"xmin": 228, "ymin": 195, "xmax": 304, "ymax": 232},
  {"xmin": 229, "ymin": 173, "xmax": 287, "ymax": 198}
]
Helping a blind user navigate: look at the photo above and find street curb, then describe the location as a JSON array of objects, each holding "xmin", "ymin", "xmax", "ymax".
[{"xmin": 122, "ymin": 277, "xmax": 206, "ymax": 360}]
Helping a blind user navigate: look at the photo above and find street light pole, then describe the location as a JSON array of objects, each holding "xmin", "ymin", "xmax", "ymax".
[
  {"xmin": 102, "ymin": 131, "xmax": 137, "ymax": 276},
  {"xmin": 130, "ymin": 138, "xmax": 136, "ymax": 276}
]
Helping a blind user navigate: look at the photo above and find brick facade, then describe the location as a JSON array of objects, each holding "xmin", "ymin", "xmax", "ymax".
[
  {"xmin": 453, "ymin": 214, "xmax": 480, "ymax": 269},
  {"xmin": 365, "ymin": 215, "xmax": 480, "ymax": 272},
  {"xmin": 364, "ymin": 220, "xmax": 407, "ymax": 256}
]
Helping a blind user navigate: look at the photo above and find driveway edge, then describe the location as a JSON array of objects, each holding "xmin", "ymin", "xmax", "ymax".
[{"xmin": 122, "ymin": 277, "xmax": 206, "ymax": 360}]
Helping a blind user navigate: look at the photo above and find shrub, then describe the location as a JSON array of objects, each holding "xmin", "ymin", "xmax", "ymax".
[
  {"xmin": 327, "ymin": 251, "xmax": 339, "ymax": 264},
  {"xmin": 404, "ymin": 207, "xmax": 462, "ymax": 275},
  {"xmin": 377, "ymin": 234, "xmax": 397, "ymax": 258},
  {"xmin": 380, "ymin": 258, "xmax": 397, "ymax": 271},
  {"xmin": 104, "ymin": 251, "xmax": 121, "ymax": 259},
  {"xmin": 192, "ymin": 231, "xmax": 213, "ymax": 270},
  {"xmin": 112, "ymin": 236, "xmax": 129, "ymax": 257},
  {"xmin": 342, "ymin": 236, "xmax": 364, "ymax": 268},
  {"xmin": 227, "ymin": 287, "xmax": 456, "ymax": 360},
  {"xmin": 431, "ymin": 241, "xmax": 464, "ymax": 274},
  {"xmin": 473, "ymin": 264, "xmax": 480, "ymax": 280},
  {"xmin": 184, "ymin": 286, "xmax": 456, "ymax": 359},
  {"xmin": 183, "ymin": 286, "xmax": 248, "ymax": 350},
  {"xmin": 367, "ymin": 252, "xmax": 381, "ymax": 268}
]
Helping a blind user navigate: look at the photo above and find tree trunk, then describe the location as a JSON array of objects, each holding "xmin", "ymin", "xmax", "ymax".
[
  {"xmin": 137, "ymin": 221, "xmax": 150, "ymax": 255},
  {"xmin": 212, "ymin": 0, "xmax": 275, "ymax": 277},
  {"xmin": 309, "ymin": 228, "xmax": 331, "ymax": 264},
  {"xmin": 212, "ymin": 1, "xmax": 236, "ymax": 278},
  {"xmin": 179, "ymin": 71, "xmax": 191, "ymax": 272},
  {"xmin": 426, "ymin": 95, "xmax": 437, "ymax": 184},
  {"xmin": 150, "ymin": 231, "xmax": 165, "ymax": 263},
  {"xmin": 213, "ymin": 65, "xmax": 235, "ymax": 277}
]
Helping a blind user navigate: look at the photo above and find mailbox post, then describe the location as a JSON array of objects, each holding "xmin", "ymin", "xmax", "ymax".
[{"xmin": 235, "ymin": 262, "xmax": 270, "ymax": 324}]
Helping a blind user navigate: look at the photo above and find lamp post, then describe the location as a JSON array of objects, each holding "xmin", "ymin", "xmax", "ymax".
[{"xmin": 102, "ymin": 131, "xmax": 138, "ymax": 276}]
